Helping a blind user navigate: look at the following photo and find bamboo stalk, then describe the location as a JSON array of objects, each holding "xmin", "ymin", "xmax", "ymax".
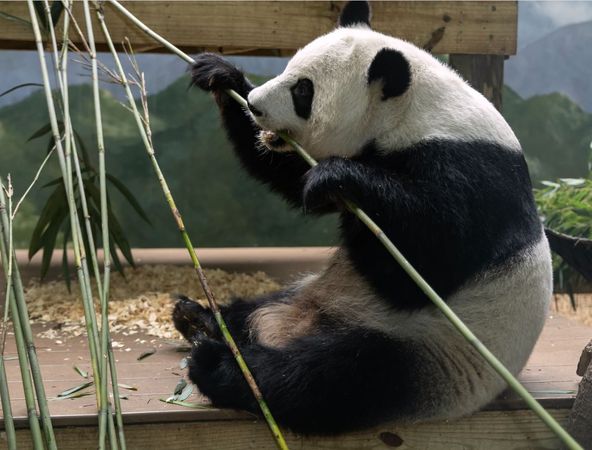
[
  {"xmin": 93, "ymin": 5, "xmax": 288, "ymax": 449},
  {"xmin": 0, "ymin": 179, "xmax": 44, "ymax": 450},
  {"xmin": 26, "ymin": 4, "xmax": 110, "ymax": 448},
  {"xmin": 0, "ymin": 181, "xmax": 17, "ymax": 450},
  {"xmin": 103, "ymin": 2, "xmax": 583, "ymax": 448},
  {"xmin": 41, "ymin": 2, "xmax": 124, "ymax": 449},
  {"xmin": 81, "ymin": 0, "xmax": 127, "ymax": 446},
  {"xmin": 0, "ymin": 355, "xmax": 16, "ymax": 450}
]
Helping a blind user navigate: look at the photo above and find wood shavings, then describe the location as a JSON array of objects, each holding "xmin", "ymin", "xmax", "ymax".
[{"xmin": 25, "ymin": 265, "xmax": 279, "ymax": 340}]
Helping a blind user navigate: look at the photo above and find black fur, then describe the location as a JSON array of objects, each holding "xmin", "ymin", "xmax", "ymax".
[
  {"xmin": 368, "ymin": 48, "xmax": 412, "ymax": 100},
  {"xmin": 290, "ymin": 78, "xmax": 314, "ymax": 119},
  {"xmin": 338, "ymin": 0, "xmax": 371, "ymax": 28},
  {"xmin": 190, "ymin": 53, "xmax": 310, "ymax": 207},
  {"xmin": 173, "ymin": 290, "xmax": 293, "ymax": 343},
  {"xmin": 303, "ymin": 140, "xmax": 541, "ymax": 309},
  {"xmin": 181, "ymin": 315, "xmax": 427, "ymax": 434}
]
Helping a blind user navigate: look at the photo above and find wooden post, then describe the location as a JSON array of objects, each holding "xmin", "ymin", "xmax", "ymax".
[
  {"xmin": 567, "ymin": 340, "xmax": 592, "ymax": 449},
  {"xmin": 449, "ymin": 54, "xmax": 505, "ymax": 112}
]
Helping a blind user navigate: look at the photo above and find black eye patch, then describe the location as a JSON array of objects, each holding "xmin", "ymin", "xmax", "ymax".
[{"xmin": 291, "ymin": 78, "xmax": 314, "ymax": 119}]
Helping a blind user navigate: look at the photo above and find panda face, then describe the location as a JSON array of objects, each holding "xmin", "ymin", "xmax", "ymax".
[{"xmin": 248, "ymin": 27, "xmax": 398, "ymax": 159}]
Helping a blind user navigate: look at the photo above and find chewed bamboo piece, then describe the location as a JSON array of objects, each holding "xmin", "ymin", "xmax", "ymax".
[{"xmin": 103, "ymin": 2, "xmax": 582, "ymax": 448}]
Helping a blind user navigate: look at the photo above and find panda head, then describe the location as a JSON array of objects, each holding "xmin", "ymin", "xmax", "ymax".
[{"xmin": 247, "ymin": 1, "xmax": 519, "ymax": 159}]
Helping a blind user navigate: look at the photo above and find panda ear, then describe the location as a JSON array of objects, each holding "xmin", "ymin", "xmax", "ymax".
[
  {"xmin": 367, "ymin": 48, "xmax": 411, "ymax": 100},
  {"xmin": 338, "ymin": 1, "xmax": 371, "ymax": 28}
]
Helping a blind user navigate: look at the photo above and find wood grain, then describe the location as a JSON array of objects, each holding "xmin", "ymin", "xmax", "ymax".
[
  {"xmin": 7, "ymin": 410, "xmax": 570, "ymax": 450},
  {"xmin": 0, "ymin": 1, "xmax": 517, "ymax": 55}
]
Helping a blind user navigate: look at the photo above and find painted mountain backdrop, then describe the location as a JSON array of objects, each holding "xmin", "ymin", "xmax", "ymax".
[{"xmin": 505, "ymin": 20, "xmax": 592, "ymax": 112}]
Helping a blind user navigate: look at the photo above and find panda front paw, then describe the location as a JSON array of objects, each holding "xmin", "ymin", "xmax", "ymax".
[
  {"xmin": 172, "ymin": 295, "xmax": 218, "ymax": 342},
  {"xmin": 190, "ymin": 53, "xmax": 246, "ymax": 93},
  {"xmin": 302, "ymin": 157, "xmax": 349, "ymax": 214}
]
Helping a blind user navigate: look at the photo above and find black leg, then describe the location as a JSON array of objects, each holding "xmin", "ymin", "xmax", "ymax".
[
  {"xmin": 190, "ymin": 53, "xmax": 310, "ymax": 206},
  {"xmin": 187, "ymin": 327, "xmax": 424, "ymax": 434}
]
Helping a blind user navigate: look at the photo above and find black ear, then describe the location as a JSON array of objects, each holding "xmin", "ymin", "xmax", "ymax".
[
  {"xmin": 338, "ymin": 1, "xmax": 371, "ymax": 28},
  {"xmin": 367, "ymin": 48, "xmax": 411, "ymax": 100}
]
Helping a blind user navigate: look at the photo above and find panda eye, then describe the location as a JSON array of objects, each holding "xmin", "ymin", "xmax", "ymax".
[
  {"xmin": 291, "ymin": 78, "xmax": 314, "ymax": 120},
  {"xmin": 292, "ymin": 78, "xmax": 313, "ymax": 98}
]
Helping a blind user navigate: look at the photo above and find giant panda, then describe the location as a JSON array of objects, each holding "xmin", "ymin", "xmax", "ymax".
[{"xmin": 173, "ymin": 1, "xmax": 552, "ymax": 434}]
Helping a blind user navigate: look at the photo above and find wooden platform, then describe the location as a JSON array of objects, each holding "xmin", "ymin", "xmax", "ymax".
[{"xmin": 1, "ymin": 314, "xmax": 590, "ymax": 449}]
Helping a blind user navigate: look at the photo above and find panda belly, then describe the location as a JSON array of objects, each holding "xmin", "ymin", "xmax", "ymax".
[{"xmin": 242, "ymin": 235, "xmax": 551, "ymax": 426}]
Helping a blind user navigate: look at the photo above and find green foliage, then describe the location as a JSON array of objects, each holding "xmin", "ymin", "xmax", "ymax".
[
  {"xmin": 25, "ymin": 119, "xmax": 150, "ymax": 283},
  {"xmin": 535, "ymin": 175, "xmax": 592, "ymax": 295}
]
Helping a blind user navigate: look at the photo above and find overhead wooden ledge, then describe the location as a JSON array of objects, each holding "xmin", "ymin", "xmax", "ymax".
[{"xmin": 0, "ymin": 1, "xmax": 517, "ymax": 55}]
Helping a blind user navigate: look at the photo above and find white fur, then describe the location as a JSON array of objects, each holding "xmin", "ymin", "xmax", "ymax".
[
  {"xmin": 248, "ymin": 27, "xmax": 520, "ymax": 159},
  {"xmin": 250, "ymin": 235, "xmax": 552, "ymax": 418}
]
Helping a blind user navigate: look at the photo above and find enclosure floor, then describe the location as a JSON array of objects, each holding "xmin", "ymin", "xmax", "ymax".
[{"xmin": 2, "ymin": 314, "xmax": 590, "ymax": 427}]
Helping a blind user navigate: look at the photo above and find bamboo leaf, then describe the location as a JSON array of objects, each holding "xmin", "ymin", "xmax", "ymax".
[
  {"xmin": 0, "ymin": 83, "xmax": 43, "ymax": 99},
  {"xmin": 159, "ymin": 398, "xmax": 211, "ymax": 409},
  {"xmin": 49, "ymin": 1, "xmax": 64, "ymax": 26},
  {"xmin": 28, "ymin": 122, "xmax": 52, "ymax": 142},
  {"xmin": 106, "ymin": 174, "xmax": 151, "ymax": 224},
  {"xmin": 173, "ymin": 378, "xmax": 187, "ymax": 396},
  {"xmin": 40, "ymin": 217, "xmax": 64, "ymax": 281},
  {"xmin": 137, "ymin": 348, "xmax": 156, "ymax": 361},
  {"xmin": 28, "ymin": 120, "xmax": 64, "ymax": 142},
  {"xmin": 0, "ymin": 11, "xmax": 31, "ymax": 28},
  {"xmin": 73, "ymin": 365, "xmax": 88, "ymax": 379},
  {"xmin": 29, "ymin": 185, "xmax": 67, "ymax": 258},
  {"xmin": 57, "ymin": 381, "xmax": 94, "ymax": 398},
  {"xmin": 108, "ymin": 210, "xmax": 135, "ymax": 267},
  {"xmin": 55, "ymin": 391, "xmax": 95, "ymax": 401},
  {"xmin": 176, "ymin": 384, "xmax": 193, "ymax": 401},
  {"xmin": 73, "ymin": 129, "xmax": 92, "ymax": 170},
  {"xmin": 118, "ymin": 383, "xmax": 137, "ymax": 391},
  {"xmin": 32, "ymin": 1, "xmax": 48, "ymax": 32}
]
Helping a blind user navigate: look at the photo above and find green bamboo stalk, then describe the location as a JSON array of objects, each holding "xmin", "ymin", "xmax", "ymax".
[
  {"xmin": 0, "ymin": 354, "xmax": 16, "ymax": 450},
  {"xmin": 103, "ymin": 2, "xmax": 583, "ymax": 448},
  {"xmin": 43, "ymin": 5, "xmax": 118, "ymax": 450},
  {"xmin": 0, "ymin": 179, "xmax": 44, "ymax": 450},
  {"xmin": 0, "ymin": 181, "xmax": 17, "ymax": 450},
  {"xmin": 42, "ymin": 2, "xmax": 112, "ymax": 444},
  {"xmin": 26, "ymin": 1, "xmax": 108, "ymax": 441},
  {"xmin": 82, "ymin": 0, "xmax": 126, "ymax": 447},
  {"xmin": 93, "ymin": 5, "xmax": 288, "ymax": 449},
  {"xmin": 43, "ymin": 3, "xmax": 123, "ymax": 449}
]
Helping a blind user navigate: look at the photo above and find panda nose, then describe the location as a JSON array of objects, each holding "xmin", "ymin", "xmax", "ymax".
[{"xmin": 247, "ymin": 101, "xmax": 264, "ymax": 117}]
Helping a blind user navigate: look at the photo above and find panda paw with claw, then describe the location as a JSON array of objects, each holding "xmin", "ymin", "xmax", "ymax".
[
  {"xmin": 172, "ymin": 295, "xmax": 218, "ymax": 342},
  {"xmin": 302, "ymin": 157, "xmax": 352, "ymax": 214},
  {"xmin": 190, "ymin": 53, "xmax": 246, "ymax": 93}
]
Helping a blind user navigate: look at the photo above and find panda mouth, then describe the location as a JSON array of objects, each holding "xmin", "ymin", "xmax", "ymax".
[{"xmin": 259, "ymin": 129, "xmax": 289, "ymax": 149}]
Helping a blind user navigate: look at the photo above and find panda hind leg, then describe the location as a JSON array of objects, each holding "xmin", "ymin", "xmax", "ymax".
[
  {"xmin": 173, "ymin": 292, "xmax": 286, "ymax": 343},
  {"xmin": 187, "ymin": 328, "xmax": 425, "ymax": 434}
]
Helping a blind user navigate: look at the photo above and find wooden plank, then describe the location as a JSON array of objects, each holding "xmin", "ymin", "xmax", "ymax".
[
  {"xmin": 0, "ymin": 1, "xmax": 517, "ymax": 55},
  {"xmin": 2, "ymin": 316, "xmax": 589, "ymax": 429},
  {"xmin": 8, "ymin": 409, "xmax": 569, "ymax": 450},
  {"xmin": 449, "ymin": 54, "xmax": 505, "ymax": 111}
]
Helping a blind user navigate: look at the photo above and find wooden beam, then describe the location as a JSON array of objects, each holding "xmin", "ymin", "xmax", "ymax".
[
  {"xmin": 449, "ymin": 54, "xmax": 505, "ymax": 111},
  {"xmin": 0, "ymin": 1, "xmax": 517, "ymax": 55},
  {"xmin": 10, "ymin": 410, "xmax": 568, "ymax": 450}
]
